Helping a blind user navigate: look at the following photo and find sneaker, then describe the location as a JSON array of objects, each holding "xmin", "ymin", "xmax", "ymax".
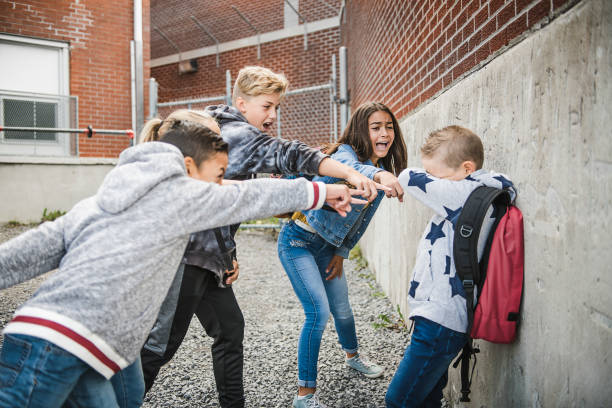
[
  {"xmin": 345, "ymin": 353, "xmax": 384, "ymax": 378},
  {"xmin": 292, "ymin": 393, "xmax": 329, "ymax": 408}
]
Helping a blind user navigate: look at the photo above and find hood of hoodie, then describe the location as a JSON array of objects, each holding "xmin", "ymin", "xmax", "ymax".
[
  {"xmin": 205, "ymin": 105, "xmax": 248, "ymax": 127},
  {"xmin": 96, "ymin": 142, "xmax": 186, "ymax": 213}
]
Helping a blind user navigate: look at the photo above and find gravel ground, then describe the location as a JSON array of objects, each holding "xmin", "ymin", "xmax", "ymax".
[{"xmin": 0, "ymin": 225, "xmax": 412, "ymax": 407}]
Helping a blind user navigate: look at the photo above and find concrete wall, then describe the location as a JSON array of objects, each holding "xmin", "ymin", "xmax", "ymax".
[
  {"xmin": 360, "ymin": 0, "xmax": 612, "ymax": 406},
  {"xmin": 0, "ymin": 159, "xmax": 115, "ymax": 223}
]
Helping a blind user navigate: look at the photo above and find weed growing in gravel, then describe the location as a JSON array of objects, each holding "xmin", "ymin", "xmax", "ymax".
[
  {"xmin": 349, "ymin": 244, "xmax": 368, "ymax": 270},
  {"xmin": 367, "ymin": 282, "xmax": 386, "ymax": 298},
  {"xmin": 41, "ymin": 208, "xmax": 66, "ymax": 223},
  {"xmin": 372, "ymin": 305, "xmax": 410, "ymax": 332},
  {"xmin": 6, "ymin": 220, "xmax": 26, "ymax": 228}
]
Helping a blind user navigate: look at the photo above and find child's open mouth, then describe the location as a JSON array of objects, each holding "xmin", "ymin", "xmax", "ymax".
[
  {"xmin": 262, "ymin": 121, "xmax": 273, "ymax": 131},
  {"xmin": 375, "ymin": 142, "xmax": 389, "ymax": 152}
]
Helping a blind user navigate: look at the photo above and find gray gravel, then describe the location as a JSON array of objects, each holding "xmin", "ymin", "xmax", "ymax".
[{"xmin": 0, "ymin": 225, "xmax": 411, "ymax": 407}]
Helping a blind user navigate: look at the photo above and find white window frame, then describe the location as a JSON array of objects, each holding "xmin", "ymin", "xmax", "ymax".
[{"xmin": 0, "ymin": 34, "xmax": 71, "ymax": 157}]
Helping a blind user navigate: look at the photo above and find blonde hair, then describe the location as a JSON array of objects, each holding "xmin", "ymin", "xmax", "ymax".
[
  {"xmin": 421, "ymin": 125, "xmax": 484, "ymax": 170},
  {"xmin": 139, "ymin": 109, "xmax": 217, "ymax": 144},
  {"xmin": 232, "ymin": 66, "xmax": 288, "ymax": 104}
]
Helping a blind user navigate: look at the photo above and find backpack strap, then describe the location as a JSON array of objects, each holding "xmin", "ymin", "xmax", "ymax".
[
  {"xmin": 453, "ymin": 186, "xmax": 511, "ymax": 332},
  {"xmin": 453, "ymin": 186, "xmax": 511, "ymax": 402}
]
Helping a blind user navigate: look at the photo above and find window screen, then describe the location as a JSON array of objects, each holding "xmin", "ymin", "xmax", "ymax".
[{"xmin": 3, "ymin": 99, "xmax": 57, "ymax": 141}]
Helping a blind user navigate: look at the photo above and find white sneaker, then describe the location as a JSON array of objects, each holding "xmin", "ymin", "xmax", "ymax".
[
  {"xmin": 292, "ymin": 393, "xmax": 329, "ymax": 408},
  {"xmin": 345, "ymin": 353, "xmax": 384, "ymax": 378}
]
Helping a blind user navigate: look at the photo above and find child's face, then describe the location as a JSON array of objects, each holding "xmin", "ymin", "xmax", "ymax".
[
  {"xmin": 368, "ymin": 110, "xmax": 395, "ymax": 164},
  {"xmin": 421, "ymin": 152, "xmax": 471, "ymax": 181},
  {"xmin": 236, "ymin": 93, "xmax": 281, "ymax": 133},
  {"xmin": 189, "ymin": 152, "xmax": 229, "ymax": 184}
]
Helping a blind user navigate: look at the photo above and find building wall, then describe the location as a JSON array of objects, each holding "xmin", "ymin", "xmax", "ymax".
[
  {"xmin": 0, "ymin": 0, "xmax": 151, "ymax": 158},
  {"xmin": 356, "ymin": 0, "xmax": 612, "ymax": 406},
  {"xmin": 151, "ymin": 0, "xmax": 342, "ymax": 147},
  {"xmin": 150, "ymin": 0, "xmax": 340, "ymax": 59},
  {"xmin": 342, "ymin": 0, "xmax": 578, "ymax": 119},
  {"xmin": 0, "ymin": 158, "xmax": 116, "ymax": 223}
]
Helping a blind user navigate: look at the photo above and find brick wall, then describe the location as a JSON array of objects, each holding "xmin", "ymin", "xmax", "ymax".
[
  {"xmin": 299, "ymin": 0, "xmax": 342, "ymax": 23},
  {"xmin": 342, "ymin": 0, "xmax": 579, "ymax": 119},
  {"xmin": 153, "ymin": 26, "xmax": 341, "ymax": 146},
  {"xmin": 151, "ymin": 0, "xmax": 341, "ymax": 59},
  {"xmin": 0, "ymin": 0, "xmax": 150, "ymax": 158}
]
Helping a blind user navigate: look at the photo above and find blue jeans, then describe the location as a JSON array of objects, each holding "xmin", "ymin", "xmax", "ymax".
[
  {"xmin": 385, "ymin": 317, "xmax": 468, "ymax": 408},
  {"xmin": 0, "ymin": 334, "xmax": 144, "ymax": 408},
  {"xmin": 278, "ymin": 221, "xmax": 358, "ymax": 388}
]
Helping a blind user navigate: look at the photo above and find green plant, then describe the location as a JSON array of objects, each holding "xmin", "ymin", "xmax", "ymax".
[
  {"xmin": 6, "ymin": 220, "xmax": 25, "ymax": 228},
  {"xmin": 349, "ymin": 244, "xmax": 368, "ymax": 270},
  {"xmin": 242, "ymin": 216, "xmax": 281, "ymax": 225},
  {"xmin": 372, "ymin": 305, "xmax": 410, "ymax": 332},
  {"xmin": 41, "ymin": 208, "xmax": 66, "ymax": 223}
]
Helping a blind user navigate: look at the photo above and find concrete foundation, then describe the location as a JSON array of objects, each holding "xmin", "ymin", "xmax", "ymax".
[
  {"xmin": 359, "ymin": 0, "xmax": 612, "ymax": 405},
  {"xmin": 0, "ymin": 158, "xmax": 115, "ymax": 223}
]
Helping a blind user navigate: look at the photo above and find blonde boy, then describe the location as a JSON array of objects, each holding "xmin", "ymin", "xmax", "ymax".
[
  {"xmin": 387, "ymin": 126, "xmax": 516, "ymax": 408},
  {"xmin": 140, "ymin": 67, "xmax": 392, "ymax": 406}
]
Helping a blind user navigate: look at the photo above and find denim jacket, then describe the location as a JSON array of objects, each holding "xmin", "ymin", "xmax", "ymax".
[{"xmin": 304, "ymin": 144, "xmax": 385, "ymax": 258}]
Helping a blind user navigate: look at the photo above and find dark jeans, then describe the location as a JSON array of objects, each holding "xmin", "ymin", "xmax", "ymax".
[
  {"xmin": 140, "ymin": 265, "xmax": 245, "ymax": 408},
  {"xmin": 385, "ymin": 317, "xmax": 468, "ymax": 408}
]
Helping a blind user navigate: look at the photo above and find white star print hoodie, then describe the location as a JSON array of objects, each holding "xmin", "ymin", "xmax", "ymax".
[{"xmin": 398, "ymin": 168, "xmax": 516, "ymax": 333}]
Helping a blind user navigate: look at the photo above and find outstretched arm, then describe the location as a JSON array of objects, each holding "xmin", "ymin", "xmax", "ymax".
[
  {"xmin": 398, "ymin": 168, "xmax": 481, "ymax": 222},
  {"xmin": 0, "ymin": 218, "xmax": 66, "ymax": 289},
  {"xmin": 318, "ymin": 157, "xmax": 390, "ymax": 202},
  {"xmin": 176, "ymin": 177, "xmax": 364, "ymax": 236},
  {"xmin": 223, "ymin": 125, "xmax": 327, "ymax": 177}
]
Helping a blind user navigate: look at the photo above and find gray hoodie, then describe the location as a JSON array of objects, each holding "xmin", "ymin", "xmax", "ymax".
[{"xmin": 0, "ymin": 141, "xmax": 326, "ymax": 378}]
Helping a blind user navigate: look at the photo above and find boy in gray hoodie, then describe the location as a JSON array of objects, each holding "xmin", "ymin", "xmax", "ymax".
[{"xmin": 0, "ymin": 122, "xmax": 358, "ymax": 407}]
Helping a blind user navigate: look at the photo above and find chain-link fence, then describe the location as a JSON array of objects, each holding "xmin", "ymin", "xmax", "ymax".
[
  {"xmin": 155, "ymin": 94, "xmax": 227, "ymax": 121},
  {"xmin": 0, "ymin": 90, "xmax": 78, "ymax": 156},
  {"xmin": 151, "ymin": 76, "xmax": 340, "ymax": 148},
  {"xmin": 271, "ymin": 83, "xmax": 338, "ymax": 147}
]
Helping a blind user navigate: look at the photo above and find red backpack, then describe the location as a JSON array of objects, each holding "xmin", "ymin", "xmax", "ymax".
[{"xmin": 452, "ymin": 186, "xmax": 524, "ymax": 402}]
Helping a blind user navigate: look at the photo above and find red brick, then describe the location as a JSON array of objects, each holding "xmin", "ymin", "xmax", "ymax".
[
  {"xmin": 480, "ymin": 17, "xmax": 498, "ymax": 39},
  {"xmin": 489, "ymin": 29, "xmax": 508, "ymax": 53},
  {"xmin": 506, "ymin": 13, "xmax": 527, "ymax": 40},
  {"xmin": 474, "ymin": 43, "xmax": 489, "ymax": 65},
  {"xmin": 527, "ymin": 0, "xmax": 551, "ymax": 27},
  {"xmin": 552, "ymin": 0, "xmax": 572, "ymax": 11},
  {"xmin": 3, "ymin": 0, "xmax": 151, "ymax": 158},
  {"xmin": 496, "ymin": 1, "xmax": 516, "ymax": 27},
  {"xmin": 489, "ymin": 0, "xmax": 508, "ymax": 14}
]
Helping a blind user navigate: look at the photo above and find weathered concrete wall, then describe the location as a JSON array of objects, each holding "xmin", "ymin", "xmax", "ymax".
[
  {"xmin": 360, "ymin": 0, "xmax": 612, "ymax": 406},
  {"xmin": 0, "ymin": 159, "xmax": 115, "ymax": 223}
]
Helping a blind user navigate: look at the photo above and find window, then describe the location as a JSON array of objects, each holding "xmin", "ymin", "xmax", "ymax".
[
  {"xmin": 3, "ymin": 99, "xmax": 57, "ymax": 141},
  {"xmin": 0, "ymin": 34, "xmax": 71, "ymax": 157}
]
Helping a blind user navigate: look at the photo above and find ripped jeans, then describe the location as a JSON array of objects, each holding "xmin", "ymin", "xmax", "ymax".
[{"xmin": 277, "ymin": 221, "xmax": 358, "ymax": 388}]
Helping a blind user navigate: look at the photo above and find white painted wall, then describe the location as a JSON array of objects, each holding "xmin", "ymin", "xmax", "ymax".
[
  {"xmin": 360, "ymin": 0, "xmax": 612, "ymax": 406},
  {"xmin": 0, "ymin": 159, "xmax": 115, "ymax": 223}
]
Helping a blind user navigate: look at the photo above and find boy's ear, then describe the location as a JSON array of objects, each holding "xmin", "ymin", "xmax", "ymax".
[
  {"xmin": 184, "ymin": 156, "xmax": 197, "ymax": 176},
  {"xmin": 235, "ymin": 96, "xmax": 248, "ymax": 114},
  {"xmin": 462, "ymin": 160, "xmax": 477, "ymax": 175}
]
